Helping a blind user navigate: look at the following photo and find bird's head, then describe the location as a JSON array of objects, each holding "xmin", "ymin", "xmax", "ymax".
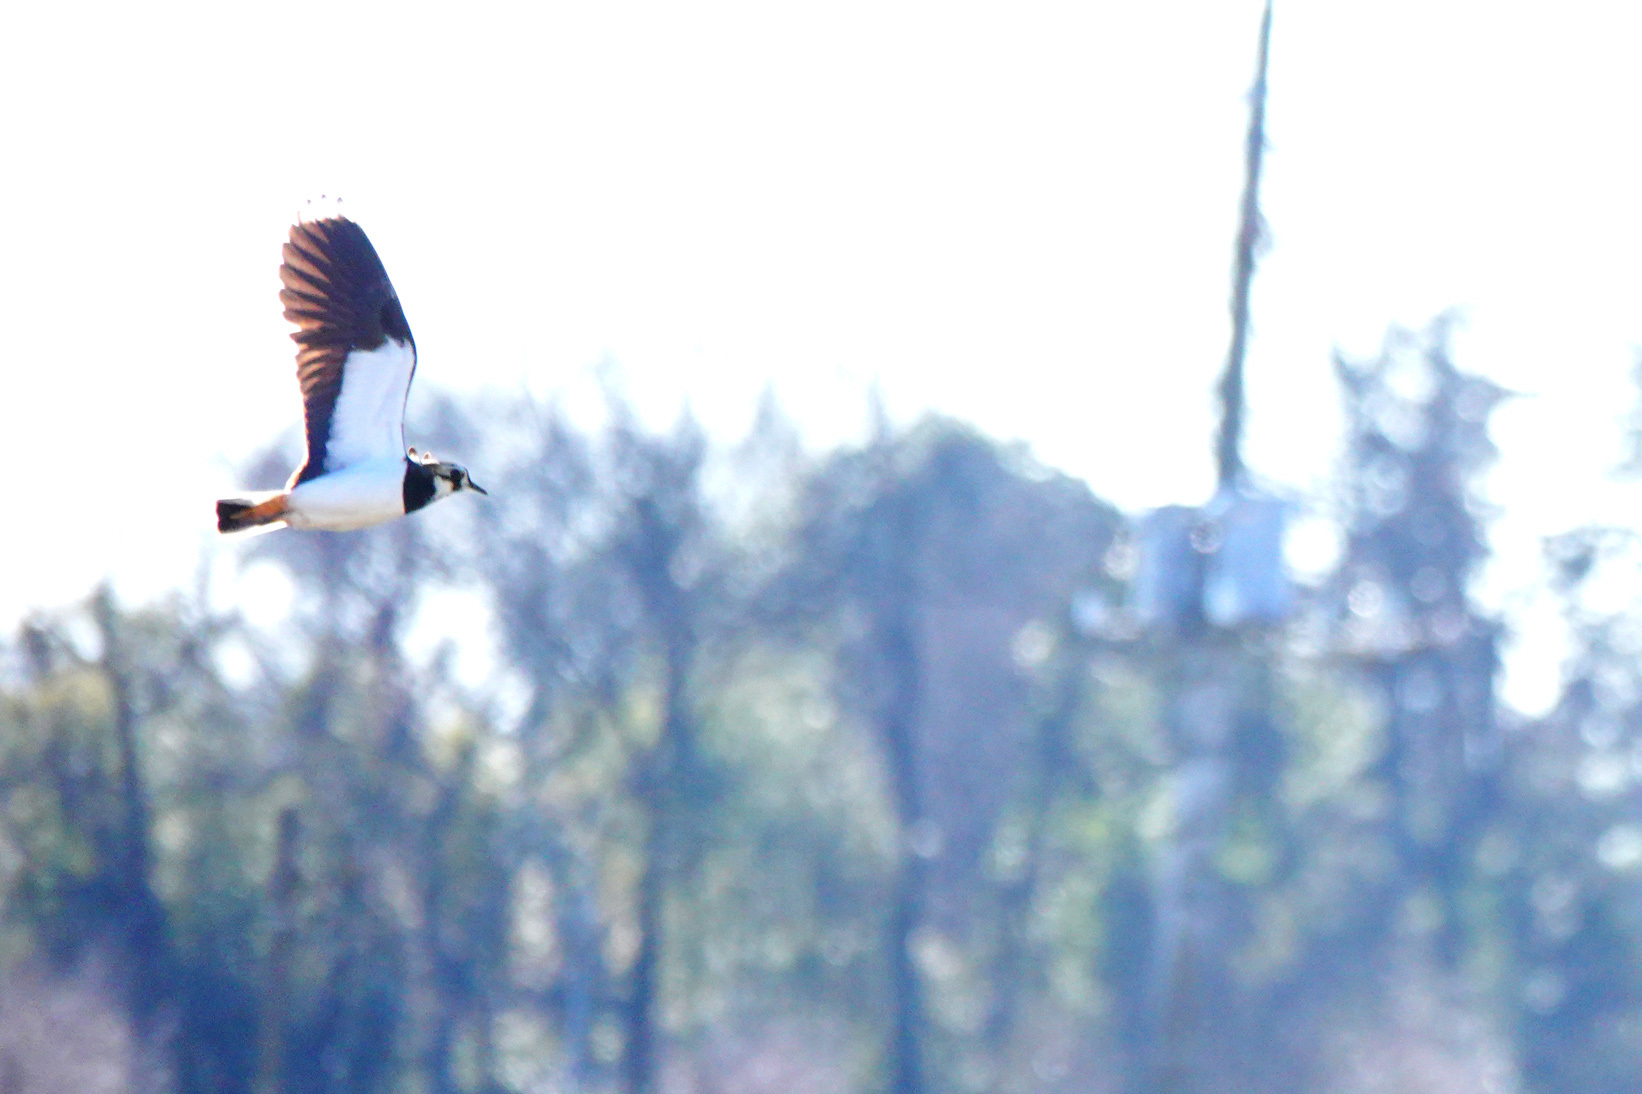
[
  {"xmin": 434, "ymin": 461, "xmax": 487, "ymax": 497},
  {"xmin": 411, "ymin": 448, "xmax": 488, "ymax": 497}
]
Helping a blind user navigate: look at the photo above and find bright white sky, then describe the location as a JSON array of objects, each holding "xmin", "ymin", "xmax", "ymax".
[{"xmin": 4, "ymin": 1, "xmax": 1641, "ymax": 712}]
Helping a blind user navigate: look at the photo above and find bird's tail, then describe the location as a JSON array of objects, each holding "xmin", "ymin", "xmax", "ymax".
[{"xmin": 216, "ymin": 492, "xmax": 290, "ymax": 534}]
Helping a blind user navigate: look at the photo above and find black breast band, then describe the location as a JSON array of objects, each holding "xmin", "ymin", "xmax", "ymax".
[{"xmin": 402, "ymin": 459, "xmax": 437, "ymax": 513}]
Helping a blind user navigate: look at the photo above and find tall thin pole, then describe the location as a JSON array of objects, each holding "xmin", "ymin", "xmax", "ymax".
[
  {"xmin": 1144, "ymin": 11, "xmax": 1277, "ymax": 1093},
  {"xmin": 1215, "ymin": 0, "xmax": 1272, "ymax": 491}
]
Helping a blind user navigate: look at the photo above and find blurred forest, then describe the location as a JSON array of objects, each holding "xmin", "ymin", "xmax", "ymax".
[{"xmin": 6, "ymin": 321, "xmax": 1642, "ymax": 1094}]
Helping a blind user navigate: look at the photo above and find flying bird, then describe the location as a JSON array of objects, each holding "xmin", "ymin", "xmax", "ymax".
[{"xmin": 216, "ymin": 214, "xmax": 486, "ymax": 533}]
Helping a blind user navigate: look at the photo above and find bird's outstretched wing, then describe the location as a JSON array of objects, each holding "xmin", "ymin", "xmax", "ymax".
[{"xmin": 278, "ymin": 216, "xmax": 417, "ymax": 484}]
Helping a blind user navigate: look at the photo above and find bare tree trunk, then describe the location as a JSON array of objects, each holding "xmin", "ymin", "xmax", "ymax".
[
  {"xmin": 92, "ymin": 589, "xmax": 169, "ymax": 1029},
  {"xmin": 255, "ymin": 809, "xmax": 302, "ymax": 1094},
  {"xmin": 876, "ymin": 502, "xmax": 926, "ymax": 1094},
  {"xmin": 626, "ymin": 805, "xmax": 664, "ymax": 1094},
  {"xmin": 548, "ymin": 828, "xmax": 603, "ymax": 1090},
  {"xmin": 627, "ymin": 644, "xmax": 691, "ymax": 1094},
  {"xmin": 422, "ymin": 777, "xmax": 461, "ymax": 1094},
  {"xmin": 624, "ymin": 494, "xmax": 697, "ymax": 1094},
  {"xmin": 987, "ymin": 632, "xmax": 1087, "ymax": 1082},
  {"xmin": 886, "ymin": 859, "xmax": 926, "ymax": 1094}
]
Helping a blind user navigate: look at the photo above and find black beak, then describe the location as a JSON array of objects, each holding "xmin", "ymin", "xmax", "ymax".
[{"xmin": 468, "ymin": 480, "xmax": 489, "ymax": 496}]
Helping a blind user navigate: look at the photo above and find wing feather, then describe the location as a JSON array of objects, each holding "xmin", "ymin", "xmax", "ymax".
[{"xmin": 278, "ymin": 217, "xmax": 417, "ymax": 483}]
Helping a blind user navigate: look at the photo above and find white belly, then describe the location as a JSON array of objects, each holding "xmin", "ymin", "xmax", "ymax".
[{"xmin": 285, "ymin": 459, "xmax": 406, "ymax": 531}]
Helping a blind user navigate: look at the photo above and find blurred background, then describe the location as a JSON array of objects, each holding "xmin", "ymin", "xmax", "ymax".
[{"xmin": 3, "ymin": 2, "xmax": 1642, "ymax": 1091}]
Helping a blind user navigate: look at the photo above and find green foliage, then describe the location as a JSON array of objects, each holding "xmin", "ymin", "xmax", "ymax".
[{"xmin": 0, "ymin": 365, "xmax": 1627, "ymax": 1094}]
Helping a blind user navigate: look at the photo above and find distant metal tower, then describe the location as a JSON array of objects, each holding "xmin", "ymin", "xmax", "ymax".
[
  {"xmin": 1129, "ymin": 5, "xmax": 1290, "ymax": 1091},
  {"xmin": 1215, "ymin": 0, "xmax": 1271, "ymax": 494}
]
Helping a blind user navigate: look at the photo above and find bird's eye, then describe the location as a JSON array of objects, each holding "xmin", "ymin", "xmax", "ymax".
[{"xmin": 453, "ymin": 470, "xmax": 465, "ymax": 486}]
